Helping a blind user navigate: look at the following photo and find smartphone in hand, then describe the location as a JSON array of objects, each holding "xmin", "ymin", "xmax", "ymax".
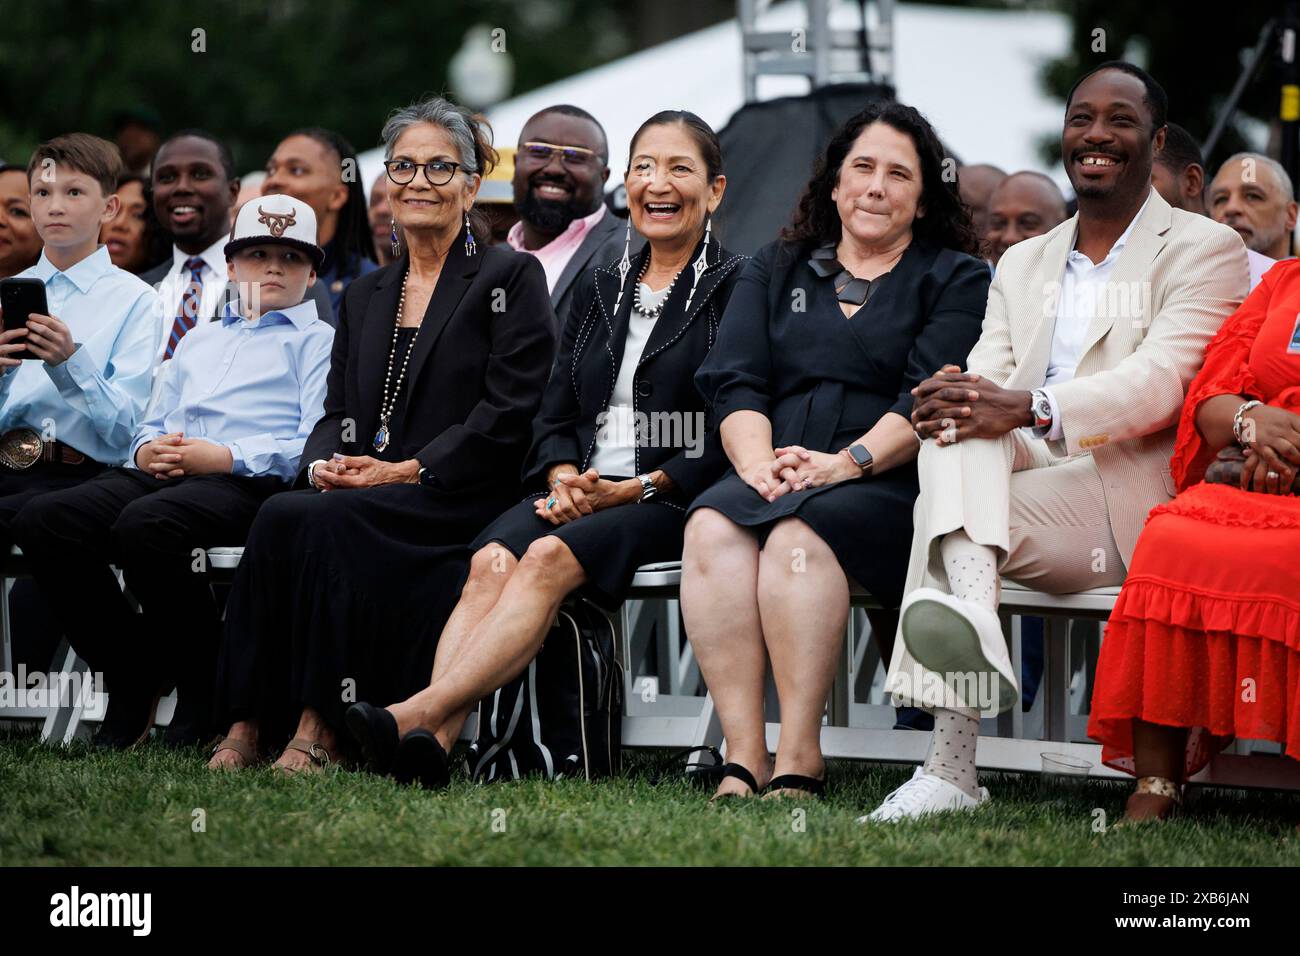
[{"xmin": 0, "ymin": 277, "xmax": 48, "ymax": 362}]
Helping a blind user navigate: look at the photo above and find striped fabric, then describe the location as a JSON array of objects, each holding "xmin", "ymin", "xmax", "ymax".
[{"xmin": 162, "ymin": 256, "xmax": 205, "ymax": 360}]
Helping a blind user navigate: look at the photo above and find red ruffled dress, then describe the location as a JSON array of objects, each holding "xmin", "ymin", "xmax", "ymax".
[{"xmin": 1088, "ymin": 259, "xmax": 1300, "ymax": 776}]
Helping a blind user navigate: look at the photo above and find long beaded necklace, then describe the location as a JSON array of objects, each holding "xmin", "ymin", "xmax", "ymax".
[
  {"xmin": 632, "ymin": 255, "xmax": 681, "ymax": 318},
  {"xmin": 373, "ymin": 268, "xmax": 420, "ymax": 453}
]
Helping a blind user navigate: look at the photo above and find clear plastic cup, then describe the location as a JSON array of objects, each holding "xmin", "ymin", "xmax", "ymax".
[{"xmin": 1040, "ymin": 751, "xmax": 1092, "ymax": 790}]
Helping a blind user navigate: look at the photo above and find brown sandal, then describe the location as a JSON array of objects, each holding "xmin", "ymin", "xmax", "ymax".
[
  {"xmin": 275, "ymin": 737, "xmax": 342, "ymax": 774},
  {"xmin": 1115, "ymin": 775, "xmax": 1182, "ymax": 827},
  {"xmin": 208, "ymin": 736, "xmax": 259, "ymax": 770}
]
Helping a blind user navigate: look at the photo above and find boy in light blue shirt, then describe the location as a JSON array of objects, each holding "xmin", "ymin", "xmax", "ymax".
[
  {"xmin": 0, "ymin": 133, "xmax": 160, "ymax": 536},
  {"xmin": 15, "ymin": 193, "xmax": 334, "ymax": 749}
]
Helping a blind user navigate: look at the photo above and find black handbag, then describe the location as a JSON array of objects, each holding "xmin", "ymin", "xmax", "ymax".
[{"xmin": 466, "ymin": 597, "xmax": 623, "ymax": 782}]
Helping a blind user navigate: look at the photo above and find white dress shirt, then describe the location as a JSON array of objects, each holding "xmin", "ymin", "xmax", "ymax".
[
  {"xmin": 152, "ymin": 237, "xmax": 230, "ymax": 364},
  {"xmin": 1037, "ymin": 191, "xmax": 1151, "ymax": 440}
]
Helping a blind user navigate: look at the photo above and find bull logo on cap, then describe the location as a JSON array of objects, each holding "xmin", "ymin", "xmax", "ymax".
[{"xmin": 256, "ymin": 205, "xmax": 297, "ymax": 238}]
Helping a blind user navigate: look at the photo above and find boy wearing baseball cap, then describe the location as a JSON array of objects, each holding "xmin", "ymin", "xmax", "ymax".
[{"xmin": 14, "ymin": 194, "xmax": 335, "ymax": 749}]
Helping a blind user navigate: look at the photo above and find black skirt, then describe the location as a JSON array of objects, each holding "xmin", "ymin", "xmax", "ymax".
[
  {"xmin": 687, "ymin": 462, "xmax": 921, "ymax": 608},
  {"xmin": 216, "ymin": 482, "xmax": 512, "ymax": 744},
  {"xmin": 471, "ymin": 479, "xmax": 686, "ymax": 609}
]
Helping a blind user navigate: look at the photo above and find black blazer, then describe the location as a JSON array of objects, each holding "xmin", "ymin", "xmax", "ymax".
[
  {"xmin": 524, "ymin": 235, "xmax": 748, "ymax": 500},
  {"xmin": 300, "ymin": 234, "xmax": 557, "ymax": 491}
]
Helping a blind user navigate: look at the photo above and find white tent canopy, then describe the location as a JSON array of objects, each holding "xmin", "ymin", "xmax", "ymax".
[{"xmin": 353, "ymin": 1, "xmax": 1072, "ymax": 197}]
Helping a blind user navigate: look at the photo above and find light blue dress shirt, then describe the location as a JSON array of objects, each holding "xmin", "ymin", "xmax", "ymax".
[
  {"xmin": 127, "ymin": 298, "xmax": 334, "ymax": 482},
  {"xmin": 0, "ymin": 246, "xmax": 161, "ymax": 465}
]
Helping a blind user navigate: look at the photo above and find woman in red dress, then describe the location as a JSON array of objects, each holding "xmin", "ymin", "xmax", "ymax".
[{"xmin": 1089, "ymin": 258, "xmax": 1300, "ymax": 823}]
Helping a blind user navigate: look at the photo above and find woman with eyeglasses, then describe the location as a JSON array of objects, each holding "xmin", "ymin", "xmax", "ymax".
[
  {"xmin": 343, "ymin": 111, "xmax": 745, "ymax": 788},
  {"xmin": 207, "ymin": 96, "xmax": 556, "ymax": 772}
]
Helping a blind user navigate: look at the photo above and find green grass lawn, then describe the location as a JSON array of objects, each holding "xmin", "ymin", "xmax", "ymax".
[{"xmin": 1, "ymin": 728, "xmax": 1296, "ymax": 866}]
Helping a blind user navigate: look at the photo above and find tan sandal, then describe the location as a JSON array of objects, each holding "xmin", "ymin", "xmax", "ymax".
[
  {"xmin": 275, "ymin": 737, "xmax": 342, "ymax": 775},
  {"xmin": 208, "ymin": 736, "xmax": 259, "ymax": 770},
  {"xmin": 1114, "ymin": 775, "xmax": 1182, "ymax": 827}
]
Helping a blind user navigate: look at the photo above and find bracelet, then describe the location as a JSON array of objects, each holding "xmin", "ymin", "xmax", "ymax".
[
  {"xmin": 1233, "ymin": 400, "xmax": 1263, "ymax": 447},
  {"xmin": 307, "ymin": 460, "xmax": 321, "ymax": 488}
]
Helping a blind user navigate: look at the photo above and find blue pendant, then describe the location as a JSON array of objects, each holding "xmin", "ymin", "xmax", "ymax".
[{"xmin": 373, "ymin": 425, "xmax": 389, "ymax": 452}]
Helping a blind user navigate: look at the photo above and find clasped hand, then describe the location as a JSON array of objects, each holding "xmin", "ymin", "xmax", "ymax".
[
  {"xmin": 1240, "ymin": 404, "xmax": 1300, "ymax": 494},
  {"xmin": 741, "ymin": 446, "xmax": 859, "ymax": 502},
  {"xmin": 135, "ymin": 432, "xmax": 233, "ymax": 478},
  {"xmin": 313, "ymin": 453, "xmax": 417, "ymax": 491},
  {"xmin": 535, "ymin": 467, "xmax": 637, "ymax": 525},
  {"xmin": 911, "ymin": 364, "xmax": 1030, "ymax": 445}
]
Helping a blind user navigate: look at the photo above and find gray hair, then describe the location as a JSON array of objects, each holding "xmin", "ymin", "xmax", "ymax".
[
  {"xmin": 1218, "ymin": 151, "xmax": 1295, "ymax": 201},
  {"xmin": 381, "ymin": 97, "xmax": 486, "ymax": 175}
]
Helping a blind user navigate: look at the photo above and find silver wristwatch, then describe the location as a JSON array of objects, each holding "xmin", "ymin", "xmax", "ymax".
[
  {"xmin": 636, "ymin": 473, "xmax": 657, "ymax": 501},
  {"xmin": 1030, "ymin": 388, "xmax": 1053, "ymax": 432}
]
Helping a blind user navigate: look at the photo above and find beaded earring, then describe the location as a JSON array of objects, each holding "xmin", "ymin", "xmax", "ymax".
[
  {"xmin": 464, "ymin": 212, "xmax": 477, "ymax": 256},
  {"xmin": 613, "ymin": 217, "xmax": 633, "ymax": 314},
  {"xmin": 682, "ymin": 216, "xmax": 712, "ymax": 313}
]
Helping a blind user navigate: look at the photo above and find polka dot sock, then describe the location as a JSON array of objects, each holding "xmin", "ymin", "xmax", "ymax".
[
  {"xmin": 922, "ymin": 706, "xmax": 982, "ymax": 799},
  {"xmin": 940, "ymin": 529, "xmax": 999, "ymax": 612}
]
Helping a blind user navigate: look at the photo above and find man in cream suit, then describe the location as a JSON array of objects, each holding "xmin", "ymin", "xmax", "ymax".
[{"xmin": 866, "ymin": 63, "xmax": 1249, "ymax": 822}]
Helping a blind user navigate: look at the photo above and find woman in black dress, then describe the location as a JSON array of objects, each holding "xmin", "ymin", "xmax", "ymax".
[
  {"xmin": 344, "ymin": 112, "xmax": 746, "ymax": 787},
  {"xmin": 681, "ymin": 102, "xmax": 990, "ymax": 799},
  {"xmin": 207, "ymin": 97, "xmax": 556, "ymax": 771}
]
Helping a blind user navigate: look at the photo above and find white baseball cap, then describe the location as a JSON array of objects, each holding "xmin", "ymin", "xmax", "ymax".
[{"xmin": 224, "ymin": 193, "xmax": 324, "ymax": 269}]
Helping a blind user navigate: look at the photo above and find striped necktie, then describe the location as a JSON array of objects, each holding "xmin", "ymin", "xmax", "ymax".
[{"xmin": 163, "ymin": 256, "xmax": 206, "ymax": 360}]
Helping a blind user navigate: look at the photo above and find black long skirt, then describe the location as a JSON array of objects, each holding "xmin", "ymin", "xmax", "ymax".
[
  {"xmin": 471, "ymin": 479, "xmax": 686, "ymax": 609},
  {"xmin": 687, "ymin": 462, "xmax": 921, "ymax": 608},
  {"xmin": 216, "ymin": 482, "xmax": 513, "ymax": 745}
]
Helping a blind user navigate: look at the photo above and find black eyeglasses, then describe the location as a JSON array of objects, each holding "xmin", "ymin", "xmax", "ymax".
[
  {"xmin": 520, "ymin": 141, "xmax": 600, "ymax": 169},
  {"xmin": 384, "ymin": 159, "xmax": 462, "ymax": 187}
]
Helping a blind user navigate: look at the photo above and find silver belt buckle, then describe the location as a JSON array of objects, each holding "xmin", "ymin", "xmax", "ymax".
[{"xmin": 0, "ymin": 429, "xmax": 43, "ymax": 470}]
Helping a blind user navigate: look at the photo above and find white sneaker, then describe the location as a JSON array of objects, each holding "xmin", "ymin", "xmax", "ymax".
[
  {"xmin": 899, "ymin": 587, "xmax": 1019, "ymax": 714},
  {"xmin": 858, "ymin": 767, "xmax": 990, "ymax": 823}
]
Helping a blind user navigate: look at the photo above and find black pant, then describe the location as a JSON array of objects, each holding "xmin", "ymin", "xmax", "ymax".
[
  {"xmin": 0, "ymin": 461, "xmax": 106, "ymax": 671},
  {"xmin": 0, "ymin": 461, "xmax": 106, "ymax": 547},
  {"xmin": 12, "ymin": 467, "xmax": 284, "ymax": 715}
]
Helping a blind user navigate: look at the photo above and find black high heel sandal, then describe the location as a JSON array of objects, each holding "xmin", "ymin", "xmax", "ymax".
[{"xmin": 344, "ymin": 702, "xmax": 400, "ymax": 775}]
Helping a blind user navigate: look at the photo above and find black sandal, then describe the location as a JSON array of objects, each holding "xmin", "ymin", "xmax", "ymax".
[
  {"xmin": 344, "ymin": 702, "xmax": 400, "ymax": 775},
  {"xmin": 762, "ymin": 773, "xmax": 828, "ymax": 799},
  {"xmin": 709, "ymin": 763, "xmax": 762, "ymax": 801},
  {"xmin": 392, "ymin": 728, "xmax": 450, "ymax": 790}
]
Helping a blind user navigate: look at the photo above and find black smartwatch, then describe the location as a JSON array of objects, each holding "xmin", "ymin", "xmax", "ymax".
[{"xmin": 844, "ymin": 443, "xmax": 873, "ymax": 475}]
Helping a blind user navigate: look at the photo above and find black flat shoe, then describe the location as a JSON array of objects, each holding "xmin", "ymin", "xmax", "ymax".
[
  {"xmin": 392, "ymin": 729, "xmax": 450, "ymax": 790},
  {"xmin": 344, "ymin": 702, "xmax": 400, "ymax": 774}
]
